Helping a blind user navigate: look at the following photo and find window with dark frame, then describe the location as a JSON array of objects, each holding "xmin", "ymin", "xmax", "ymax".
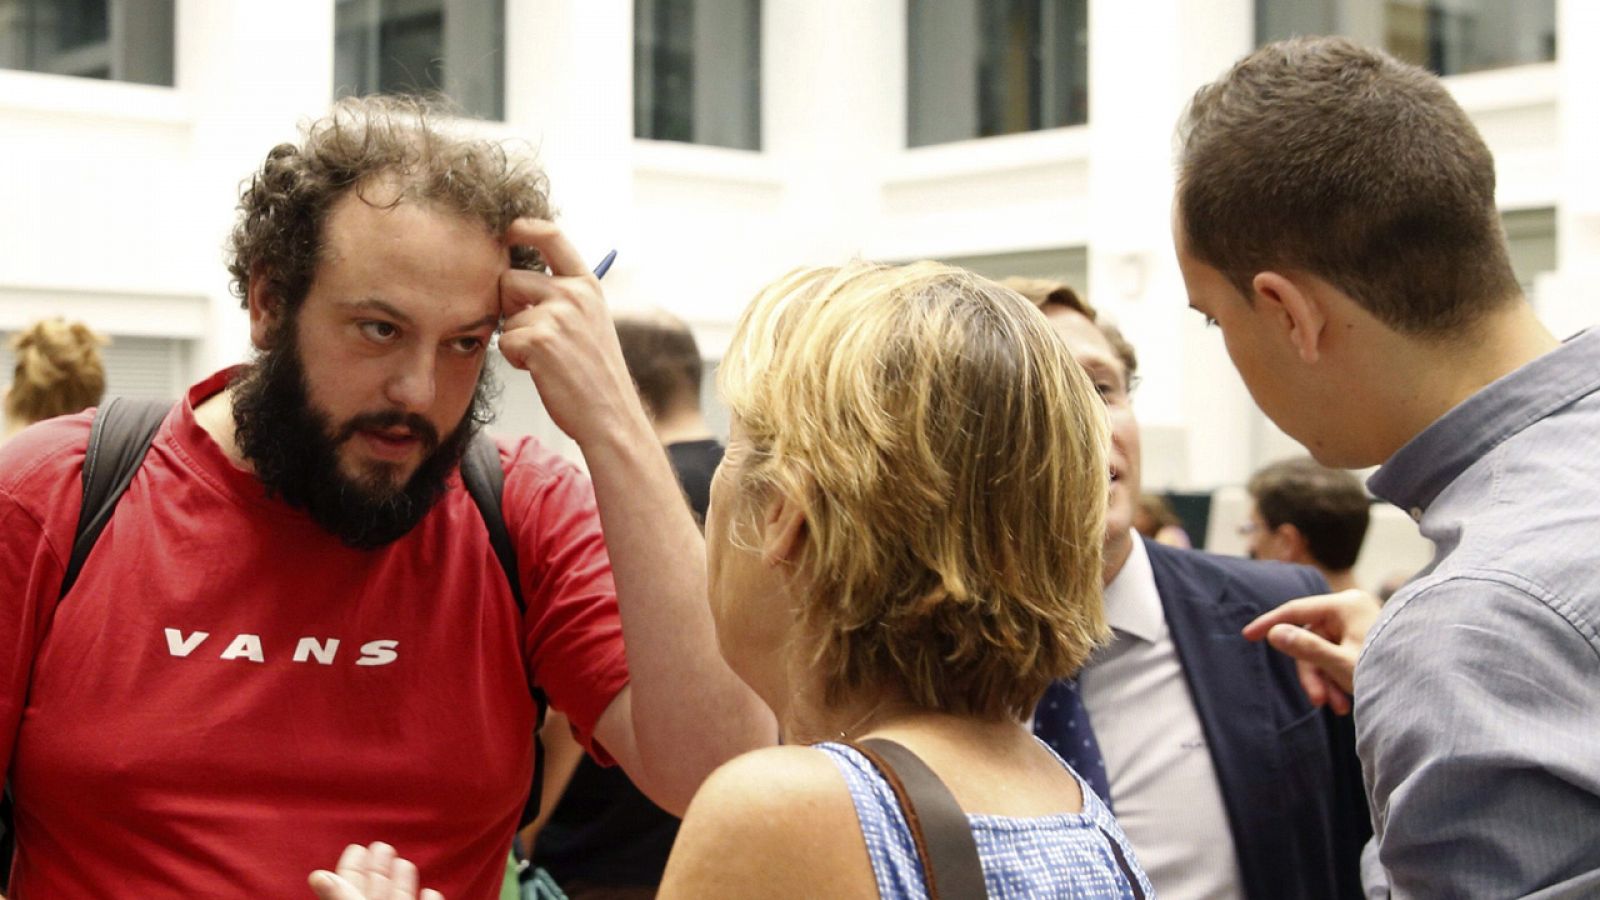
[
  {"xmin": 634, "ymin": 0, "xmax": 762, "ymax": 151},
  {"xmin": 0, "ymin": 0, "xmax": 175, "ymax": 86},
  {"xmin": 907, "ymin": 0, "xmax": 1088, "ymax": 148},
  {"xmin": 1255, "ymin": 0, "xmax": 1555, "ymax": 77},
  {"xmin": 333, "ymin": 0, "xmax": 505, "ymax": 121}
]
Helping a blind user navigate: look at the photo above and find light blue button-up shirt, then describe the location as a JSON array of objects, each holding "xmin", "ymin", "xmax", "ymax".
[{"xmin": 1360, "ymin": 327, "xmax": 1600, "ymax": 898}]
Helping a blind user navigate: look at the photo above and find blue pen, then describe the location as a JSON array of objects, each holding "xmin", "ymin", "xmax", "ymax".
[{"xmin": 593, "ymin": 249, "xmax": 617, "ymax": 280}]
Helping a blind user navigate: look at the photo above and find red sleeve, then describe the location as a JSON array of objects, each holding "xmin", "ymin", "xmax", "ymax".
[
  {"xmin": 0, "ymin": 414, "xmax": 93, "ymax": 780},
  {"xmin": 500, "ymin": 437, "xmax": 630, "ymax": 764}
]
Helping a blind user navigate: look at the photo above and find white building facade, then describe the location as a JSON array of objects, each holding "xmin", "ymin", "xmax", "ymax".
[{"xmin": 2, "ymin": 0, "xmax": 1594, "ymax": 493}]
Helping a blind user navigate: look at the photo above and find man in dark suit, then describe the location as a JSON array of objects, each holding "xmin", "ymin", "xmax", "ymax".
[{"xmin": 1004, "ymin": 278, "xmax": 1368, "ymax": 900}]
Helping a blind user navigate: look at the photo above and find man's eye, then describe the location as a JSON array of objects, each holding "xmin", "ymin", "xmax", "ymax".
[
  {"xmin": 360, "ymin": 321, "xmax": 400, "ymax": 342},
  {"xmin": 451, "ymin": 336, "xmax": 486, "ymax": 354}
]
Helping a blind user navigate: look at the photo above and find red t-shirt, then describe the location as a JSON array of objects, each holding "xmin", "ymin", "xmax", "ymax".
[{"xmin": 0, "ymin": 370, "xmax": 629, "ymax": 898}]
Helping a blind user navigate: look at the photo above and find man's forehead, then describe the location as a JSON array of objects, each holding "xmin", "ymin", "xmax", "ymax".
[
  {"xmin": 323, "ymin": 186, "xmax": 501, "ymax": 245},
  {"xmin": 1045, "ymin": 308, "xmax": 1124, "ymax": 373}
]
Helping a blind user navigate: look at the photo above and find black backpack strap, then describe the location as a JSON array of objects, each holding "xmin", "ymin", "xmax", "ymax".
[
  {"xmin": 460, "ymin": 432, "xmax": 549, "ymax": 829},
  {"xmin": 60, "ymin": 397, "xmax": 170, "ymax": 599},
  {"xmin": 3, "ymin": 397, "xmax": 167, "ymax": 891},
  {"xmin": 462, "ymin": 432, "xmax": 526, "ymax": 615},
  {"xmin": 849, "ymin": 738, "xmax": 988, "ymax": 900}
]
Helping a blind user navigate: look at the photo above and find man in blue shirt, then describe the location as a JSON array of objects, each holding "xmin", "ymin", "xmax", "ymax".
[{"xmin": 1176, "ymin": 36, "xmax": 1600, "ymax": 897}]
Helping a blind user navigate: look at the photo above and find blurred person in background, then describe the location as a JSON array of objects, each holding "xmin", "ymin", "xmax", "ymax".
[
  {"xmin": 2, "ymin": 318, "xmax": 108, "ymax": 444},
  {"xmin": 1005, "ymin": 276, "xmax": 1368, "ymax": 900},
  {"xmin": 1244, "ymin": 457, "xmax": 1369, "ymax": 593},
  {"xmin": 524, "ymin": 308, "xmax": 723, "ymax": 898},
  {"xmin": 1181, "ymin": 37, "xmax": 1600, "ymax": 896},
  {"xmin": 612, "ymin": 308, "xmax": 723, "ymax": 529},
  {"xmin": 1133, "ymin": 492, "xmax": 1191, "ymax": 548},
  {"xmin": 0, "ymin": 96, "xmax": 772, "ymax": 898},
  {"xmin": 313, "ymin": 262, "xmax": 1154, "ymax": 899}
]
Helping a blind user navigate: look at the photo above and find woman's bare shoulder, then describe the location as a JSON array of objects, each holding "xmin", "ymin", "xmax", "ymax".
[{"xmin": 658, "ymin": 745, "xmax": 878, "ymax": 899}]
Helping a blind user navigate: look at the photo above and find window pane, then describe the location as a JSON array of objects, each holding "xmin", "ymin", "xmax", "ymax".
[
  {"xmin": 634, "ymin": 0, "xmax": 762, "ymax": 151},
  {"xmin": 0, "ymin": 0, "xmax": 174, "ymax": 86},
  {"xmin": 1256, "ymin": 0, "xmax": 1555, "ymax": 77},
  {"xmin": 908, "ymin": 0, "xmax": 1087, "ymax": 148},
  {"xmin": 333, "ymin": 0, "xmax": 504, "ymax": 121}
]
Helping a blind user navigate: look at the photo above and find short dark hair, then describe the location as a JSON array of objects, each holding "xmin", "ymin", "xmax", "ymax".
[
  {"xmin": 228, "ymin": 95, "xmax": 552, "ymax": 313},
  {"xmin": 614, "ymin": 310, "xmax": 704, "ymax": 418},
  {"xmin": 1248, "ymin": 457, "xmax": 1371, "ymax": 572},
  {"xmin": 1177, "ymin": 36, "xmax": 1520, "ymax": 337},
  {"xmin": 1000, "ymin": 277, "xmax": 1139, "ymax": 383}
]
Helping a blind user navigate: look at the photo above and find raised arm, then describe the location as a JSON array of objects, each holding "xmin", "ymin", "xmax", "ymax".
[{"xmin": 496, "ymin": 220, "xmax": 776, "ymax": 814}]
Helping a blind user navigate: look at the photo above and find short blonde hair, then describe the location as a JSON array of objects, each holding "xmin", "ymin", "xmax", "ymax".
[
  {"xmin": 6, "ymin": 319, "xmax": 109, "ymax": 425},
  {"xmin": 719, "ymin": 262, "xmax": 1109, "ymax": 720}
]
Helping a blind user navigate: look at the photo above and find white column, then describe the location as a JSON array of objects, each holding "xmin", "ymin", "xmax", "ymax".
[
  {"xmin": 494, "ymin": 1, "xmax": 636, "ymax": 451},
  {"xmin": 1085, "ymin": 0, "xmax": 1261, "ymax": 489},
  {"xmin": 763, "ymin": 0, "xmax": 904, "ymax": 265},
  {"xmin": 178, "ymin": 0, "xmax": 336, "ymax": 372},
  {"xmin": 504, "ymin": 0, "xmax": 636, "ymax": 268},
  {"xmin": 1541, "ymin": 0, "xmax": 1600, "ymax": 338}
]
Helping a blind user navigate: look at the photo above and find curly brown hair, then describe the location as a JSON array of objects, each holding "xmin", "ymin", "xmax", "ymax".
[
  {"xmin": 6, "ymin": 318, "xmax": 108, "ymax": 425},
  {"xmin": 227, "ymin": 95, "xmax": 553, "ymax": 313}
]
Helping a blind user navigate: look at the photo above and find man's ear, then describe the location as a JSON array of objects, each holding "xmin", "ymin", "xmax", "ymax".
[
  {"xmin": 247, "ymin": 268, "xmax": 282, "ymax": 351},
  {"xmin": 1276, "ymin": 522, "xmax": 1311, "ymax": 564},
  {"xmin": 1251, "ymin": 271, "xmax": 1326, "ymax": 364},
  {"xmin": 759, "ymin": 491, "xmax": 808, "ymax": 568}
]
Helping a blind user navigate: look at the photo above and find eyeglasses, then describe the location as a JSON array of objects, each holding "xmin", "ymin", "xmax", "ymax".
[{"xmin": 1094, "ymin": 374, "xmax": 1139, "ymax": 407}]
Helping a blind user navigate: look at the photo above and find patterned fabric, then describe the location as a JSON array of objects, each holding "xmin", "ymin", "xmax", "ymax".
[
  {"xmin": 1033, "ymin": 679, "xmax": 1113, "ymax": 809},
  {"xmin": 817, "ymin": 740, "xmax": 1153, "ymax": 899}
]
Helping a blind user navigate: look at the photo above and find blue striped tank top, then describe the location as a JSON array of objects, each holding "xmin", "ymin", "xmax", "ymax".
[{"xmin": 815, "ymin": 739, "xmax": 1154, "ymax": 899}]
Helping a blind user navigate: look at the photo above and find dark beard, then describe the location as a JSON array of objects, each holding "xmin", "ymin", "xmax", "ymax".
[{"xmin": 231, "ymin": 324, "xmax": 497, "ymax": 550}]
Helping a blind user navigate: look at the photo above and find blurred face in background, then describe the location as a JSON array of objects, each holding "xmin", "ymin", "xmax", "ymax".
[
  {"xmin": 1044, "ymin": 307, "xmax": 1139, "ymax": 577},
  {"xmin": 1243, "ymin": 503, "xmax": 1296, "ymax": 563}
]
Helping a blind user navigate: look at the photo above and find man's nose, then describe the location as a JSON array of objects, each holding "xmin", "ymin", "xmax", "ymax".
[{"xmin": 384, "ymin": 347, "xmax": 437, "ymax": 411}]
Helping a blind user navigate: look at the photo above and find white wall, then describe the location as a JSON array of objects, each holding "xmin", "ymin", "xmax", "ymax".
[{"xmin": 0, "ymin": 0, "xmax": 1587, "ymax": 488}]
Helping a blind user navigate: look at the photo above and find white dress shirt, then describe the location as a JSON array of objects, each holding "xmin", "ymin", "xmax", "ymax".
[{"xmin": 1078, "ymin": 534, "xmax": 1245, "ymax": 900}]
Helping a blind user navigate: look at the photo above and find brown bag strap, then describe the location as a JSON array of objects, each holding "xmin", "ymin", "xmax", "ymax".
[{"xmin": 847, "ymin": 738, "xmax": 988, "ymax": 900}]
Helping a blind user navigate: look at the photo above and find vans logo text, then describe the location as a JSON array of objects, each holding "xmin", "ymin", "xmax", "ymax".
[{"xmin": 163, "ymin": 628, "xmax": 399, "ymax": 667}]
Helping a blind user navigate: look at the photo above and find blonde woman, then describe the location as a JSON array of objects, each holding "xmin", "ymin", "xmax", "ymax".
[
  {"xmin": 314, "ymin": 263, "xmax": 1151, "ymax": 899},
  {"xmin": 2, "ymin": 319, "xmax": 108, "ymax": 444}
]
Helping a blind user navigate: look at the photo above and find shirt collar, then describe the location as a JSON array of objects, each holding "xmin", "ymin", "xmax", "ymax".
[
  {"xmin": 1102, "ymin": 533, "xmax": 1165, "ymax": 643},
  {"xmin": 1369, "ymin": 328, "xmax": 1600, "ymax": 516}
]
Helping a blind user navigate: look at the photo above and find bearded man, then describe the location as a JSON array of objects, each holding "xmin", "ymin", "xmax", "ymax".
[{"xmin": 0, "ymin": 96, "xmax": 773, "ymax": 898}]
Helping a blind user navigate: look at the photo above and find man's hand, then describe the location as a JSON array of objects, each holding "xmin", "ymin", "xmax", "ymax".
[
  {"xmin": 1242, "ymin": 589, "xmax": 1382, "ymax": 715},
  {"xmin": 497, "ymin": 219, "xmax": 645, "ymax": 449},
  {"xmin": 308, "ymin": 842, "xmax": 442, "ymax": 900},
  {"xmin": 494, "ymin": 218, "xmax": 774, "ymax": 813}
]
